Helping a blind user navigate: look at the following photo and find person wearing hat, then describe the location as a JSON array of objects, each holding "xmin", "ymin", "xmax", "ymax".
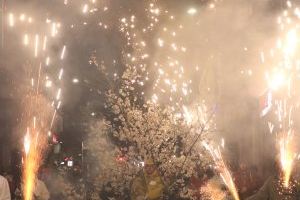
[{"xmin": 131, "ymin": 158, "xmax": 164, "ymax": 200}]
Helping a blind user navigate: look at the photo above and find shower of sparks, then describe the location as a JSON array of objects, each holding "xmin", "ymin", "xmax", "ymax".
[
  {"xmin": 23, "ymin": 117, "xmax": 47, "ymax": 200},
  {"xmin": 203, "ymin": 142, "xmax": 240, "ymax": 200},
  {"xmin": 10, "ymin": 0, "xmax": 300, "ymax": 196},
  {"xmin": 261, "ymin": 1, "xmax": 300, "ymax": 188},
  {"xmin": 279, "ymin": 131, "xmax": 295, "ymax": 188},
  {"xmin": 6, "ymin": 7, "xmax": 66, "ymax": 200}
]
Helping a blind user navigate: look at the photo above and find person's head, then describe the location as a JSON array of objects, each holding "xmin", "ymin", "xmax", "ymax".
[{"xmin": 144, "ymin": 158, "xmax": 156, "ymax": 175}]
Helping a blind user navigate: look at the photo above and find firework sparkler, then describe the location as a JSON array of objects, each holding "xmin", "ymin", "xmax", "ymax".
[
  {"xmin": 7, "ymin": 7, "xmax": 66, "ymax": 199},
  {"xmin": 279, "ymin": 130, "xmax": 295, "ymax": 187},
  {"xmin": 262, "ymin": 0, "xmax": 300, "ymax": 188},
  {"xmin": 203, "ymin": 142, "xmax": 240, "ymax": 200}
]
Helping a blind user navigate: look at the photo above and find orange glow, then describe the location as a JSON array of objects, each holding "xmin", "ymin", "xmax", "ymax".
[{"xmin": 279, "ymin": 131, "xmax": 295, "ymax": 188}]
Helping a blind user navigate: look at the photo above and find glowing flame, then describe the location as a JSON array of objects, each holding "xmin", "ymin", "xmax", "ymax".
[
  {"xmin": 267, "ymin": 70, "xmax": 287, "ymax": 91},
  {"xmin": 23, "ymin": 119, "xmax": 47, "ymax": 200},
  {"xmin": 279, "ymin": 131, "xmax": 295, "ymax": 188},
  {"xmin": 284, "ymin": 29, "xmax": 298, "ymax": 57}
]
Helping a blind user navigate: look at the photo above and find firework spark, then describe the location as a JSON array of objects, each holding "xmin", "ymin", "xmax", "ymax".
[
  {"xmin": 6, "ymin": 8, "xmax": 66, "ymax": 200},
  {"xmin": 203, "ymin": 142, "xmax": 240, "ymax": 200},
  {"xmin": 279, "ymin": 131, "xmax": 295, "ymax": 187},
  {"xmin": 262, "ymin": 1, "xmax": 300, "ymax": 188}
]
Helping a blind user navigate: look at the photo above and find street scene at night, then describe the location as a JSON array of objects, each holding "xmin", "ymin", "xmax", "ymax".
[{"xmin": 2, "ymin": 0, "xmax": 300, "ymax": 199}]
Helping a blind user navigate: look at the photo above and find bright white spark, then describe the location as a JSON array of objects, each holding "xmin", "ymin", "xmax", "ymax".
[
  {"xmin": 158, "ymin": 38, "xmax": 164, "ymax": 47},
  {"xmin": 8, "ymin": 13, "xmax": 14, "ymax": 27},
  {"xmin": 57, "ymin": 101, "xmax": 62, "ymax": 109},
  {"xmin": 51, "ymin": 22, "xmax": 57, "ymax": 37},
  {"xmin": 45, "ymin": 80, "xmax": 52, "ymax": 88},
  {"xmin": 34, "ymin": 34, "xmax": 39, "ymax": 58},
  {"xmin": 24, "ymin": 130, "xmax": 31, "ymax": 156},
  {"xmin": 46, "ymin": 57, "xmax": 50, "ymax": 66},
  {"xmin": 187, "ymin": 8, "xmax": 197, "ymax": 15},
  {"xmin": 83, "ymin": 4, "xmax": 89, "ymax": 13},
  {"xmin": 42, "ymin": 36, "xmax": 47, "ymax": 51},
  {"xmin": 58, "ymin": 68, "xmax": 64, "ymax": 80},
  {"xmin": 24, "ymin": 34, "xmax": 29, "ymax": 46},
  {"xmin": 60, "ymin": 45, "xmax": 66, "ymax": 60},
  {"xmin": 72, "ymin": 78, "xmax": 79, "ymax": 83},
  {"xmin": 20, "ymin": 14, "xmax": 25, "ymax": 21},
  {"xmin": 56, "ymin": 88, "xmax": 62, "ymax": 100}
]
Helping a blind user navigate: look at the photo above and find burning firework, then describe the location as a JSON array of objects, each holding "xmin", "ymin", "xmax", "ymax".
[
  {"xmin": 203, "ymin": 142, "xmax": 240, "ymax": 200},
  {"xmin": 260, "ymin": 0, "xmax": 300, "ymax": 188},
  {"xmin": 21, "ymin": 93, "xmax": 53, "ymax": 200},
  {"xmin": 23, "ymin": 123, "xmax": 47, "ymax": 200},
  {"xmin": 6, "ymin": 8, "xmax": 66, "ymax": 199},
  {"xmin": 279, "ymin": 131, "xmax": 296, "ymax": 188}
]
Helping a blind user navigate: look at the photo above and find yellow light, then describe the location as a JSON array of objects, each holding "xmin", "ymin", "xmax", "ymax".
[
  {"xmin": 284, "ymin": 29, "xmax": 298, "ymax": 57},
  {"xmin": 187, "ymin": 8, "xmax": 197, "ymax": 15},
  {"xmin": 20, "ymin": 14, "xmax": 26, "ymax": 21},
  {"xmin": 8, "ymin": 13, "xmax": 14, "ymax": 27},
  {"xmin": 60, "ymin": 45, "xmax": 66, "ymax": 60},
  {"xmin": 267, "ymin": 70, "xmax": 287, "ymax": 91},
  {"xmin": 43, "ymin": 36, "xmax": 47, "ymax": 51},
  {"xmin": 279, "ymin": 131, "xmax": 295, "ymax": 188},
  {"xmin": 82, "ymin": 4, "xmax": 89, "ymax": 13},
  {"xmin": 24, "ymin": 131, "xmax": 31, "ymax": 156},
  {"xmin": 24, "ymin": 34, "xmax": 29, "ymax": 46},
  {"xmin": 34, "ymin": 34, "xmax": 39, "ymax": 58},
  {"xmin": 51, "ymin": 23, "xmax": 57, "ymax": 37},
  {"xmin": 45, "ymin": 57, "xmax": 50, "ymax": 66}
]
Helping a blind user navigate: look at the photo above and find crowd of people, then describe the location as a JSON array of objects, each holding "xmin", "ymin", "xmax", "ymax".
[
  {"xmin": 130, "ymin": 157, "xmax": 300, "ymax": 200},
  {"xmin": 0, "ymin": 165, "xmax": 77, "ymax": 200},
  {"xmin": 1, "ymin": 157, "xmax": 300, "ymax": 200},
  {"xmin": 0, "ymin": 172, "xmax": 49, "ymax": 200}
]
